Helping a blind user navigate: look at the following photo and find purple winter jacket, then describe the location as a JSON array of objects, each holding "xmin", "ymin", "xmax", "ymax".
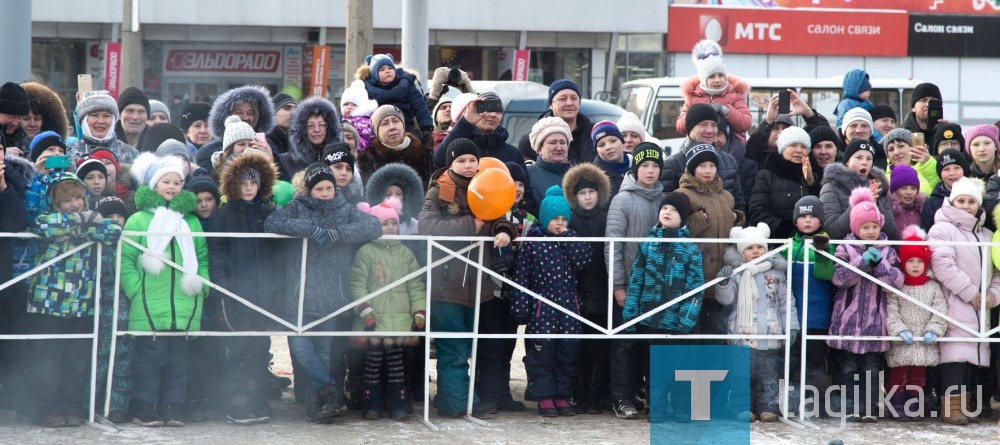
[
  {"xmin": 827, "ymin": 233, "xmax": 904, "ymax": 354},
  {"xmin": 929, "ymin": 200, "xmax": 1000, "ymax": 366}
]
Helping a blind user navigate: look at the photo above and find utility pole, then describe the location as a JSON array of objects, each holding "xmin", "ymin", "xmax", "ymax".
[
  {"xmin": 401, "ymin": 0, "xmax": 428, "ymax": 80},
  {"xmin": 0, "ymin": 0, "xmax": 31, "ymax": 82},
  {"xmin": 121, "ymin": 0, "xmax": 144, "ymax": 92},
  {"xmin": 345, "ymin": 0, "xmax": 374, "ymax": 89}
]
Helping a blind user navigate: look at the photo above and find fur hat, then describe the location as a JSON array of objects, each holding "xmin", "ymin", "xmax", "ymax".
[
  {"xmin": 322, "ymin": 142, "xmax": 355, "ymax": 167},
  {"xmin": 792, "ymin": 195, "xmax": 824, "ymax": 224},
  {"xmin": 660, "ymin": 192, "xmax": 690, "ymax": 228},
  {"xmin": 936, "ymin": 149, "xmax": 969, "ymax": 179},
  {"xmin": 590, "ymin": 120, "xmax": 623, "ymax": 146},
  {"xmin": 29, "ymin": 130, "xmax": 66, "ymax": 162},
  {"xmin": 869, "ymin": 104, "xmax": 896, "ymax": 122},
  {"xmin": 616, "ymin": 112, "xmax": 645, "ymax": 140},
  {"xmin": 911, "ymin": 82, "xmax": 942, "ymax": 108},
  {"xmin": 843, "ymin": 139, "xmax": 876, "ymax": 161},
  {"xmin": 538, "ymin": 185, "xmax": 572, "ymax": 229},
  {"xmin": 21, "ymin": 82, "xmax": 70, "ymax": 137},
  {"xmin": 949, "ymin": 176, "xmax": 984, "ymax": 206},
  {"xmin": 304, "ymin": 162, "xmax": 336, "ymax": 192},
  {"xmin": 185, "ymin": 174, "xmax": 219, "ymax": 202},
  {"xmin": 890, "ymin": 164, "xmax": 920, "ymax": 193},
  {"xmin": 445, "ymin": 138, "xmax": 480, "ymax": 166},
  {"xmin": 777, "ymin": 126, "xmax": 811, "ymax": 154},
  {"xmin": 731, "ymin": 222, "xmax": 770, "ymax": 254},
  {"xmin": 75, "ymin": 91, "xmax": 119, "ymax": 124},
  {"xmin": 179, "ymin": 102, "xmax": 211, "ymax": 132},
  {"xmin": 222, "ymin": 115, "xmax": 254, "ymax": 151},
  {"xmin": 450, "ymin": 93, "xmax": 477, "ymax": 124},
  {"xmin": 0, "ymin": 82, "xmax": 29, "ymax": 116},
  {"xmin": 691, "ymin": 40, "xmax": 726, "ymax": 88},
  {"xmin": 371, "ymin": 104, "xmax": 405, "ymax": 137},
  {"xmin": 95, "ymin": 195, "xmax": 128, "ymax": 219},
  {"xmin": 898, "ymin": 225, "xmax": 931, "ymax": 269},
  {"xmin": 685, "ymin": 143, "xmax": 719, "ymax": 176},
  {"xmin": 849, "ymin": 187, "xmax": 884, "ymax": 236},
  {"xmin": 840, "ymin": 107, "xmax": 873, "ymax": 134},
  {"xmin": 529, "ymin": 117, "xmax": 573, "ymax": 152},
  {"xmin": 684, "ymin": 103, "xmax": 719, "ymax": 135},
  {"xmin": 219, "ymin": 150, "xmax": 278, "ymax": 201},
  {"xmin": 933, "ymin": 123, "xmax": 965, "ymax": 153},
  {"xmin": 562, "ymin": 163, "xmax": 611, "ymax": 211},
  {"xmin": 963, "ymin": 124, "xmax": 1000, "ymax": 155},
  {"xmin": 340, "ymin": 80, "xmax": 378, "ymax": 117},
  {"xmin": 358, "ymin": 199, "xmax": 399, "ymax": 224},
  {"xmin": 631, "ymin": 142, "xmax": 663, "ymax": 177},
  {"xmin": 366, "ymin": 53, "xmax": 397, "ymax": 83},
  {"xmin": 139, "ymin": 123, "xmax": 186, "ymax": 154},
  {"xmin": 149, "ymin": 99, "xmax": 170, "ymax": 122},
  {"xmin": 547, "ymin": 79, "xmax": 581, "ymax": 106},
  {"xmin": 131, "ymin": 153, "xmax": 186, "ymax": 190},
  {"xmin": 882, "ymin": 127, "xmax": 912, "ymax": 148},
  {"xmin": 117, "ymin": 87, "xmax": 150, "ymax": 115},
  {"xmin": 76, "ymin": 157, "xmax": 108, "ymax": 181}
]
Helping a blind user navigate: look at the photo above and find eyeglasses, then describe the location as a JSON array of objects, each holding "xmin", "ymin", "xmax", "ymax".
[{"xmin": 938, "ymin": 140, "xmax": 961, "ymax": 150}]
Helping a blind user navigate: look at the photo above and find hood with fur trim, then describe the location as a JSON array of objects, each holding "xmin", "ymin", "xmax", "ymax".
[
  {"xmin": 355, "ymin": 64, "xmax": 423, "ymax": 84},
  {"xmin": 288, "ymin": 96, "xmax": 343, "ymax": 166},
  {"xmin": 562, "ymin": 163, "xmax": 611, "ymax": 211},
  {"xmin": 364, "ymin": 162, "xmax": 424, "ymax": 219},
  {"xmin": 218, "ymin": 150, "xmax": 278, "ymax": 202},
  {"xmin": 134, "ymin": 185, "xmax": 197, "ymax": 214},
  {"xmin": 723, "ymin": 245, "xmax": 787, "ymax": 272},
  {"xmin": 681, "ymin": 74, "xmax": 750, "ymax": 101},
  {"xmin": 821, "ymin": 162, "xmax": 889, "ymax": 199},
  {"xmin": 208, "ymin": 85, "xmax": 275, "ymax": 139},
  {"xmin": 21, "ymin": 82, "xmax": 70, "ymax": 138},
  {"xmin": 3, "ymin": 155, "xmax": 35, "ymax": 192}
]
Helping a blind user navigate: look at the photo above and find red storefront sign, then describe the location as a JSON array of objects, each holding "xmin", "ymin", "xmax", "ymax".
[
  {"xmin": 512, "ymin": 50, "xmax": 530, "ymax": 81},
  {"xmin": 165, "ymin": 49, "xmax": 282, "ymax": 73},
  {"xmin": 104, "ymin": 42, "xmax": 122, "ymax": 99},
  {"xmin": 668, "ymin": 5, "xmax": 909, "ymax": 57}
]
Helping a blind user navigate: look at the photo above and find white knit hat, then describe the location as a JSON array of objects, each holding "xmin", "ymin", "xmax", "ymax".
[
  {"xmin": 341, "ymin": 80, "xmax": 379, "ymax": 117},
  {"xmin": 776, "ymin": 126, "xmax": 812, "ymax": 154},
  {"xmin": 450, "ymin": 93, "xmax": 478, "ymax": 124},
  {"xmin": 222, "ymin": 115, "xmax": 254, "ymax": 151},
  {"xmin": 616, "ymin": 112, "xmax": 646, "ymax": 140},
  {"xmin": 529, "ymin": 116, "xmax": 573, "ymax": 152},
  {"xmin": 949, "ymin": 177, "xmax": 985, "ymax": 206},
  {"xmin": 131, "ymin": 152, "xmax": 186, "ymax": 189},
  {"xmin": 691, "ymin": 40, "xmax": 726, "ymax": 88},
  {"xmin": 730, "ymin": 222, "xmax": 771, "ymax": 254},
  {"xmin": 840, "ymin": 107, "xmax": 874, "ymax": 134}
]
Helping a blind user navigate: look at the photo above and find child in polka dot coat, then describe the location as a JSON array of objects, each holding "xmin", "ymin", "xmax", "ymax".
[{"xmin": 511, "ymin": 185, "xmax": 592, "ymax": 417}]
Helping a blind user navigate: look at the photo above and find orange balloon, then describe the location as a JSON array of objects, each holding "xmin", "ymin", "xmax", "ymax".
[
  {"xmin": 467, "ymin": 168, "xmax": 516, "ymax": 220},
  {"xmin": 478, "ymin": 157, "xmax": 510, "ymax": 175}
]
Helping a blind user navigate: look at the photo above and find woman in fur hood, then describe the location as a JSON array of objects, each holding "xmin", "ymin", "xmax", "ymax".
[
  {"xmin": 364, "ymin": 163, "xmax": 424, "ymax": 235},
  {"xmin": 20, "ymin": 81, "xmax": 70, "ymax": 141},
  {"xmin": 820, "ymin": 139, "xmax": 898, "ymax": 240},
  {"xmin": 278, "ymin": 96, "xmax": 343, "ymax": 181},
  {"xmin": 357, "ymin": 105, "xmax": 433, "ymax": 187},
  {"xmin": 195, "ymin": 85, "xmax": 276, "ymax": 172}
]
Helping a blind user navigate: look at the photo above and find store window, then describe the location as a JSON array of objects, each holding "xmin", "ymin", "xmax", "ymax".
[
  {"xmin": 528, "ymin": 49, "xmax": 590, "ymax": 96},
  {"xmin": 610, "ymin": 34, "xmax": 668, "ymax": 100},
  {"xmin": 31, "ymin": 40, "xmax": 87, "ymax": 110}
]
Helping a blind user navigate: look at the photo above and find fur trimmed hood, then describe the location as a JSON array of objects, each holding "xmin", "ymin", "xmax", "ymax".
[
  {"xmin": 681, "ymin": 74, "xmax": 751, "ymax": 99},
  {"xmin": 3, "ymin": 155, "xmax": 35, "ymax": 193},
  {"xmin": 364, "ymin": 162, "xmax": 424, "ymax": 219},
  {"xmin": 355, "ymin": 64, "xmax": 423, "ymax": 84},
  {"xmin": 134, "ymin": 185, "xmax": 197, "ymax": 214},
  {"xmin": 218, "ymin": 150, "xmax": 279, "ymax": 202},
  {"xmin": 208, "ymin": 85, "xmax": 275, "ymax": 139},
  {"xmin": 288, "ymin": 96, "xmax": 343, "ymax": 166},
  {"xmin": 723, "ymin": 245, "xmax": 787, "ymax": 272},
  {"xmin": 821, "ymin": 162, "xmax": 889, "ymax": 199},
  {"xmin": 21, "ymin": 82, "xmax": 70, "ymax": 138},
  {"xmin": 562, "ymin": 163, "xmax": 611, "ymax": 210}
]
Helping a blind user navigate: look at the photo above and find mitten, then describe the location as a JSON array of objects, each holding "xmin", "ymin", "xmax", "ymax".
[
  {"xmin": 429, "ymin": 67, "xmax": 449, "ymax": 99},
  {"xmin": 359, "ymin": 305, "xmax": 376, "ymax": 331},
  {"xmin": 898, "ymin": 330, "xmax": 913, "ymax": 345},
  {"xmin": 862, "ymin": 247, "xmax": 881, "ymax": 267},
  {"xmin": 923, "ymin": 331, "xmax": 937, "ymax": 344},
  {"xmin": 812, "ymin": 233, "xmax": 829, "ymax": 253},
  {"xmin": 709, "ymin": 103, "xmax": 728, "ymax": 116},
  {"xmin": 413, "ymin": 310, "xmax": 426, "ymax": 330},
  {"xmin": 458, "ymin": 69, "xmax": 474, "ymax": 93},
  {"xmin": 80, "ymin": 211, "xmax": 103, "ymax": 226},
  {"xmin": 716, "ymin": 265, "xmax": 734, "ymax": 286}
]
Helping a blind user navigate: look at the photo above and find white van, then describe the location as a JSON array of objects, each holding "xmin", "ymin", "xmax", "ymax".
[{"xmin": 617, "ymin": 76, "xmax": 922, "ymax": 141}]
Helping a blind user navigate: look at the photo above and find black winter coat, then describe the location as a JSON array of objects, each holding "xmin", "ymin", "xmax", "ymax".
[
  {"xmin": 748, "ymin": 153, "xmax": 820, "ymax": 239},
  {"xmin": 433, "ymin": 118, "xmax": 522, "ymax": 170},
  {"xmin": 0, "ymin": 155, "xmax": 30, "ymax": 284},
  {"xmin": 569, "ymin": 207, "xmax": 609, "ymax": 317},
  {"xmin": 745, "ymin": 110, "xmax": 831, "ymax": 167},
  {"xmin": 921, "ymin": 181, "xmax": 949, "ymax": 231}
]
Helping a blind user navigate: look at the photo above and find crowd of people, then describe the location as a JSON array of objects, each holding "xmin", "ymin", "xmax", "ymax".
[{"xmin": 0, "ymin": 39, "xmax": 999, "ymax": 432}]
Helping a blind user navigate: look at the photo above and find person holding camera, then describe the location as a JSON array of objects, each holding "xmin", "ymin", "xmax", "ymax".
[
  {"xmin": 433, "ymin": 92, "xmax": 522, "ymax": 170},
  {"xmin": 902, "ymin": 83, "xmax": 948, "ymax": 156}
]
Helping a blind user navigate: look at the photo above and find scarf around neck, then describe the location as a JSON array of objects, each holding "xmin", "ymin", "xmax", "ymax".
[
  {"xmin": 140, "ymin": 204, "xmax": 202, "ymax": 297},
  {"xmin": 737, "ymin": 260, "xmax": 773, "ymax": 334}
]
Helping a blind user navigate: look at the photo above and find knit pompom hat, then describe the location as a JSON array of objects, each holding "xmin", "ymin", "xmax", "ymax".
[
  {"xmin": 358, "ymin": 199, "xmax": 399, "ymax": 224},
  {"xmin": 848, "ymin": 187, "xmax": 884, "ymax": 237},
  {"xmin": 949, "ymin": 176, "xmax": 984, "ymax": 206},
  {"xmin": 963, "ymin": 124, "xmax": 1000, "ymax": 155},
  {"xmin": 131, "ymin": 152, "xmax": 185, "ymax": 190},
  {"xmin": 529, "ymin": 116, "xmax": 572, "ymax": 152},
  {"xmin": 616, "ymin": 112, "xmax": 645, "ymax": 140},
  {"xmin": 898, "ymin": 225, "xmax": 931, "ymax": 269},
  {"xmin": 731, "ymin": 222, "xmax": 770, "ymax": 254},
  {"xmin": 776, "ymin": 126, "xmax": 811, "ymax": 154},
  {"xmin": 366, "ymin": 53, "xmax": 396, "ymax": 83},
  {"xmin": 222, "ymin": 115, "xmax": 254, "ymax": 151},
  {"xmin": 538, "ymin": 185, "xmax": 572, "ymax": 229},
  {"xmin": 691, "ymin": 40, "xmax": 726, "ymax": 89}
]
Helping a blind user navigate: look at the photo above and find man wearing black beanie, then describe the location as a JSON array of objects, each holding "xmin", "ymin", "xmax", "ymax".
[
  {"xmin": 115, "ymin": 86, "xmax": 150, "ymax": 148},
  {"xmin": 902, "ymin": 82, "xmax": 944, "ymax": 154},
  {"xmin": 0, "ymin": 82, "xmax": 30, "ymax": 151}
]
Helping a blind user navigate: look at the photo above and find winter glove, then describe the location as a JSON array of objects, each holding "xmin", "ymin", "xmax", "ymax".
[
  {"xmin": 80, "ymin": 211, "xmax": 103, "ymax": 226},
  {"xmin": 898, "ymin": 330, "xmax": 913, "ymax": 345},
  {"xmin": 429, "ymin": 67, "xmax": 449, "ymax": 100},
  {"xmin": 716, "ymin": 265, "xmax": 734, "ymax": 286},
  {"xmin": 923, "ymin": 331, "xmax": 938, "ymax": 344},
  {"xmin": 862, "ymin": 247, "xmax": 882, "ymax": 267},
  {"xmin": 710, "ymin": 103, "xmax": 729, "ymax": 116},
  {"xmin": 812, "ymin": 233, "xmax": 830, "ymax": 253},
  {"xmin": 457, "ymin": 69, "xmax": 474, "ymax": 93},
  {"xmin": 359, "ymin": 305, "xmax": 376, "ymax": 332},
  {"xmin": 421, "ymin": 127, "xmax": 434, "ymax": 148},
  {"xmin": 413, "ymin": 310, "xmax": 426, "ymax": 330}
]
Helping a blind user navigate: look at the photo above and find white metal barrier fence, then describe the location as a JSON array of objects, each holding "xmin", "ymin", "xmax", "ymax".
[{"xmin": 2, "ymin": 231, "xmax": 998, "ymax": 432}]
